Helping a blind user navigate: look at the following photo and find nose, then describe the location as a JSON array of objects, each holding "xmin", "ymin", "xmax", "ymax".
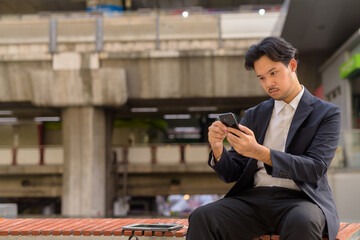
[{"xmin": 265, "ymin": 78, "xmax": 275, "ymax": 88}]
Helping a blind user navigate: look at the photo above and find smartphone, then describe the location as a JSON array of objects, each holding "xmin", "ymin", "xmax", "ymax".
[
  {"xmin": 122, "ymin": 223, "xmax": 183, "ymax": 232},
  {"xmin": 218, "ymin": 112, "xmax": 241, "ymax": 131}
]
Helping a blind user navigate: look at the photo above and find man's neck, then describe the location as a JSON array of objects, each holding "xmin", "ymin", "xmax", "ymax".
[{"xmin": 284, "ymin": 83, "xmax": 302, "ymax": 104}]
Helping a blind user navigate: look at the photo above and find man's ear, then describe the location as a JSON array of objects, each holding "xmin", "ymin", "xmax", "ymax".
[{"xmin": 289, "ymin": 59, "xmax": 297, "ymax": 72}]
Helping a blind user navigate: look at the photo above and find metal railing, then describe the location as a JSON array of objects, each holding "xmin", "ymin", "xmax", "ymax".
[
  {"xmin": 0, "ymin": 145, "xmax": 63, "ymax": 165},
  {"xmin": 0, "ymin": 139, "xmax": 348, "ymax": 168},
  {"xmin": 0, "ymin": 143, "xmax": 212, "ymax": 166}
]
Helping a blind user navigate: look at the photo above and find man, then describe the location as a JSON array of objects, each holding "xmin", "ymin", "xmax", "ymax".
[{"xmin": 186, "ymin": 37, "xmax": 340, "ymax": 240}]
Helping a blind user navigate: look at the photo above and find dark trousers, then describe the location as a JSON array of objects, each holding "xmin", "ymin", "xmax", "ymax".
[{"xmin": 186, "ymin": 187, "xmax": 326, "ymax": 240}]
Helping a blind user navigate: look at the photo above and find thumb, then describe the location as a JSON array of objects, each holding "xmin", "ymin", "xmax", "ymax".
[{"xmin": 239, "ymin": 124, "xmax": 254, "ymax": 136}]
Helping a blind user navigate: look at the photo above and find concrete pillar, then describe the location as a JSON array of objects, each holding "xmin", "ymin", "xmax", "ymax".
[{"xmin": 61, "ymin": 107, "xmax": 106, "ymax": 217}]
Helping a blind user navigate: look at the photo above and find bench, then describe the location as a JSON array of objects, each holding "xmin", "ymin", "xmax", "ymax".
[
  {"xmin": 0, "ymin": 218, "xmax": 359, "ymax": 239},
  {"xmin": 0, "ymin": 218, "xmax": 187, "ymax": 239}
]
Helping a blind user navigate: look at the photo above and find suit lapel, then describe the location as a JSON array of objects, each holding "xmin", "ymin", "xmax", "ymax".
[
  {"xmin": 257, "ymin": 99, "xmax": 274, "ymax": 145},
  {"xmin": 285, "ymin": 88, "xmax": 314, "ymax": 149}
]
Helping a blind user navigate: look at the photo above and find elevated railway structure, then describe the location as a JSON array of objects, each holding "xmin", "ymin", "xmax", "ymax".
[
  {"xmin": 0, "ymin": 9, "xmax": 289, "ymax": 217},
  {"xmin": 1, "ymin": 7, "xmax": 358, "ymax": 221}
]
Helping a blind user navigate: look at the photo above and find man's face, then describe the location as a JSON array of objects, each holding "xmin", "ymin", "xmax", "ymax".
[{"xmin": 254, "ymin": 55, "xmax": 299, "ymax": 103}]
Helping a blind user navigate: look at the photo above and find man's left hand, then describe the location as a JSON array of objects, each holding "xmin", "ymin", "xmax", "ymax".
[
  {"xmin": 226, "ymin": 125, "xmax": 259, "ymax": 158},
  {"xmin": 226, "ymin": 125, "xmax": 272, "ymax": 166}
]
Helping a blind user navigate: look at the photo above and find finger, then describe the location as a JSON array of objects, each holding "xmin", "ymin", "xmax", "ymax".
[
  {"xmin": 227, "ymin": 136, "xmax": 240, "ymax": 153},
  {"xmin": 226, "ymin": 131, "xmax": 239, "ymax": 143},
  {"xmin": 209, "ymin": 124, "xmax": 227, "ymax": 135},
  {"xmin": 226, "ymin": 127, "xmax": 243, "ymax": 137},
  {"xmin": 209, "ymin": 129, "xmax": 226, "ymax": 140},
  {"xmin": 238, "ymin": 124, "xmax": 254, "ymax": 136},
  {"xmin": 209, "ymin": 132, "xmax": 226, "ymax": 141},
  {"xmin": 209, "ymin": 129, "xmax": 227, "ymax": 139},
  {"xmin": 212, "ymin": 121, "xmax": 227, "ymax": 131}
]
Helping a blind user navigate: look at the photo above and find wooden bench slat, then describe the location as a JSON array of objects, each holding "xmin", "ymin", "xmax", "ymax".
[
  {"xmin": 336, "ymin": 223, "xmax": 360, "ymax": 240},
  {"xmin": 63, "ymin": 219, "xmax": 101, "ymax": 236},
  {"xmin": 38, "ymin": 219, "xmax": 74, "ymax": 236},
  {"xmin": 20, "ymin": 219, "xmax": 55, "ymax": 236},
  {"xmin": 102, "ymin": 219, "xmax": 130, "ymax": 236},
  {"xmin": 83, "ymin": 219, "xmax": 117, "ymax": 236}
]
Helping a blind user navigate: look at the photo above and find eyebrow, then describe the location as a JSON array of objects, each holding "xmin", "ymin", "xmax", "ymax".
[{"xmin": 257, "ymin": 67, "xmax": 277, "ymax": 77}]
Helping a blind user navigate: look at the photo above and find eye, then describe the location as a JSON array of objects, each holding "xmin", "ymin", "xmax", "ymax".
[{"xmin": 270, "ymin": 71, "xmax": 276, "ymax": 75}]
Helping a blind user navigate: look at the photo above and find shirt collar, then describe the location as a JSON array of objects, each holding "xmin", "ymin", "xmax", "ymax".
[{"xmin": 274, "ymin": 85, "xmax": 304, "ymax": 115}]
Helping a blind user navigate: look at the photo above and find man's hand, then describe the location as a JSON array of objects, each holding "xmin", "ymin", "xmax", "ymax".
[
  {"xmin": 208, "ymin": 121, "xmax": 227, "ymax": 160},
  {"xmin": 227, "ymin": 125, "xmax": 272, "ymax": 166},
  {"xmin": 226, "ymin": 125, "xmax": 257, "ymax": 157}
]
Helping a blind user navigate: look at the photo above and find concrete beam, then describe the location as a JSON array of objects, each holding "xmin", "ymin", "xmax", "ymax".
[
  {"xmin": 101, "ymin": 53, "xmax": 265, "ymax": 99},
  {"xmin": 0, "ymin": 48, "xmax": 321, "ymax": 107},
  {"xmin": 0, "ymin": 53, "xmax": 127, "ymax": 107}
]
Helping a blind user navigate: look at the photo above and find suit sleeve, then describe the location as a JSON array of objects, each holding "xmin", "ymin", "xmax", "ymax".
[
  {"xmin": 268, "ymin": 105, "xmax": 341, "ymax": 183},
  {"xmin": 208, "ymin": 113, "xmax": 251, "ymax": 183}
]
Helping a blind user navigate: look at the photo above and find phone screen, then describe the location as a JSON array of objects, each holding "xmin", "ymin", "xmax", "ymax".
[
  {"xmin": 218, "ymin": 112, "xmax": 242, "ymax": 137},
  {"xmin": 218, "ymin": 113, "xmax": 240, "ymax": 130}
]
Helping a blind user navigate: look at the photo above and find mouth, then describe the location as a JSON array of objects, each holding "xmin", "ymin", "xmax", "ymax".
[{"xmin": 268, "ymin": 88, "xmax": 279, "ymax": 94}]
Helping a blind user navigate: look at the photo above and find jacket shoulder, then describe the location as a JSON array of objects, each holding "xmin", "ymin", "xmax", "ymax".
[
  {"xmin": 248, "ymin": 98, "xmax": 273, "ymax": 111},
  {"xmin": 311, "ymin": 96, "xmax": 340, "ymax": 114},
  {"xmin": 244, "ymin": 98, "xmax": 273, "ymax": 116}
]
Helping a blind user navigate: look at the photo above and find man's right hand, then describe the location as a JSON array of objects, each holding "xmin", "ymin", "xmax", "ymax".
[{"xmin": 208, "ymin": 120, "xmax": 227, "ymax": 161}]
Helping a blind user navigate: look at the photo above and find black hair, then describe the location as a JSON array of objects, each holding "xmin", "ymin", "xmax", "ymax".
[{"xmin": 244, "ymin": 36, "xmax": 298, "ymax": 70}]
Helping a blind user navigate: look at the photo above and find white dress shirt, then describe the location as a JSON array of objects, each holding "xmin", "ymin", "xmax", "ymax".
[{"xmin": 253, "ymin": 86, "xmax": 304, "ymax": 190}]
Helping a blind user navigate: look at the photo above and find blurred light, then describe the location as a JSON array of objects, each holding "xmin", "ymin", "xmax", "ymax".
[
  {"xmin": 259, "ymin": 9, "xmax": 266, "ymax": 15},
  {"xmin": 183, "ymin": 133, "xmax": 201, "ymax": 139},
  {"xmin": 183, "ymin": 194, "xmax": 190, "ymax": 200},
  {"xmin": 34, "ymin": 117, "xmax": 61, "ymax": 122},
  {"xmin": 0, "ymin": 110, "xmax": 12, "ymax": 115},
  {"xmin": 188, "ymin": 106, "xmax": 217, "ymax": 112},
  {"xmin": 208, "ymin": 113, "xmax": 219, "ymax": 119},
  {"xmin": 0, "ymin": 117, "xmax": 18, "ymax": 123},
  {"xmin": 131, "ymin": 107, "xmax": 158, "ymax": 112},
  {"xmin": 174, "ymin": 127, "xmax": 197, "ymax": 132},
  {"xmin": 182, "ymin": 11, "xmax": 189, "ymax": 18},
  {"xmin": 164, "ymin": 114, "xmax": 191, "ymax": 119}
]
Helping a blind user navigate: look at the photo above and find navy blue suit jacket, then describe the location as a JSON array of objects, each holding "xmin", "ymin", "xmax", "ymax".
[{"xmin": 210, "ymin": 88, "xmax": 341, "ymax": 240}]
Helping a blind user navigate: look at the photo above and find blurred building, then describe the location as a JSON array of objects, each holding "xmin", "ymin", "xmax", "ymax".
[{"xmin": 0, "ymin": 0, "xmax": 359, "ymax": 221}]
